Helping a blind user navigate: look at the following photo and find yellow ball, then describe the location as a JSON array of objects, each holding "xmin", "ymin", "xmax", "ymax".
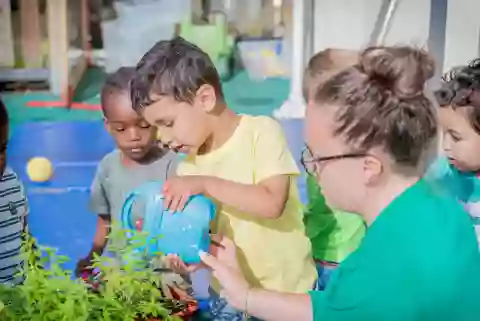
[{"xmin": 26, "ymin": 157, "xmax": 53, "ymax": 182}]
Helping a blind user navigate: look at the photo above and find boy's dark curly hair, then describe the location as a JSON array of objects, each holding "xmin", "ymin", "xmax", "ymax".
[
  {"xmin": 434, "ymin": 58, "xmax": 480, "ymax": 134},
  {"xmin": 130, "ymin": 37, "xmax": 223, "ymax": 111}
]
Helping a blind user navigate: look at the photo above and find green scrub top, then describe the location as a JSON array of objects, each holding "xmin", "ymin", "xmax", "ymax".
[
  {"xmin": 304, "ymin": 174, "xmax": 365, "ymax": 263},
  {"xmin": 310, "ymin": 179, "xmax": 480, "ymax": 321}
]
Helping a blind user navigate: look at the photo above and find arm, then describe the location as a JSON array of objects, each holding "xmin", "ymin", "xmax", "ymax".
[
  {"xmin": 202, "ymin": 117, "xmax": 297, "ymax": 219},
  {"xmin": 86, "ymin": 161, "xmax": 111, "ymax": 258},
  {"xmin": 202, "ymin": 174, "xmax": 290, "ymax": 219},
  {"xmin": 246, "ymin": 290, "xmax": 313, "ymax": 321},
  {"xmin": 85, "ymin": 214, "xmax": 110, "ymax": 259},
  {"xmin": 199, "ymin": 238, "xmax": 314, "ymax": 321}
]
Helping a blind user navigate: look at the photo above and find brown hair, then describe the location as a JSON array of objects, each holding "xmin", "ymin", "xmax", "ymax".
[
  {"xmin": 303, "ymin": 49, "xmax": 359, "ymax": 101},
  {"xmin": 434, "ymin": 58, "xmax": 480, "ymax": 134},
  {"xmin": 313, "ymin": 46, "xmax": 437, "ymax": 168},
  {"xmin": 130, "ymin": 37, "xmax": 223, "ymax": 111}
]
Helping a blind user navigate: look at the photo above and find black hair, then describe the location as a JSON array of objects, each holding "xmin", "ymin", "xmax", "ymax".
[
  {"xmin": 434, "ymin": 58, "xmax": 480, "ymax": 134},
  {"xmin": 0, "ymin": 97, "xmax": 9, "ymax": 128},
  {"xmin": 314, "ymin": 46, "xmax": 437, "ymax": 169},
  {"xmin": 100, "ymin": 67, "xmax": 137, "ymax": 115},
  {"xmin": 130, "ymin": 36, "xmax": 223, "ymax": 111}
]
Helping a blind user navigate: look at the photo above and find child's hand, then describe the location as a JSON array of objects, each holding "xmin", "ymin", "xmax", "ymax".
[
  {"xmin": 163, "ymin": 254, "xmax": 201, "ymax": 275},
  {"xmin": 75, "ymin": 257, "xmax": 93, "ymax": 278},
  {"xmin": 163, "ymin": 176, "xmax": 206, "ymax": 212}
]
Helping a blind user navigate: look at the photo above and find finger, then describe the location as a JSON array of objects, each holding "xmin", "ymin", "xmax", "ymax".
[
  {"xmin": 163, "ymin": 192, "xmax": 173, "ymax": 211},
  {"xmin": 170, "ymin": 196, "xmax": 182, "ymax": 214},
  {"xmin": 218, "ymin": 236, "xmax": 235, "ymax": 248},
  {"xmin": 177, "ymin": 194, "xmax": 190, "ymax": 211},
  {"xmin": 163, "ymin": 181, "xmax": 170, "ymax": 193},
  {"xmin": 199, "ymin": 250, "xmax": 221, "ymax": 270},
  {"xmin": 210, "ymin": 234, "xmax": 224, "ymax": 246}
]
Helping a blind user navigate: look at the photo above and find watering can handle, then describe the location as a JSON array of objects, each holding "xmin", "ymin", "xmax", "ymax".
[
  {"xmin": 143, "ymin": 193, "xmax": 165, "ymax": 235},
  {"xmin": 120, "ymin": 191, "xmax": 140, "ymax": 231}
]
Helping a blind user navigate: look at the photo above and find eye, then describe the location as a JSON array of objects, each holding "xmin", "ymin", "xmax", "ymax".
[
  {"xmin": 156, "ymin": 120, "xmax": 174, "ymax": 128},
  {"xmin": 448, "ymin": 130, "xmax": 462, "ymax": 142},
  {"xmin": 138, "ymin": 121, "xmax": 151, "ymax": 129},
  {"xmin": 114, "ymin": 127, "xmax": 125, "ymax": 132}
]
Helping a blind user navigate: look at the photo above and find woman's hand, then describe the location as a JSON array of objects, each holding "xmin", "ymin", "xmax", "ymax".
[{"xmin": 200, "ymin": 235, "xmax": 250, "ymax": 311}]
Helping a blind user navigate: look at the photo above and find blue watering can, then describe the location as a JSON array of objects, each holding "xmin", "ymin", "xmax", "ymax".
[{"xmin": 120, "ymin": 181, "xmax": 216, "ymax": 264}]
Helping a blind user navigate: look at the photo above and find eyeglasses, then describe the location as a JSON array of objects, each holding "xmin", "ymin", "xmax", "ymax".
[{"xmin": 300, "ymin": 147, "xmax": 367, "ymax": 176}]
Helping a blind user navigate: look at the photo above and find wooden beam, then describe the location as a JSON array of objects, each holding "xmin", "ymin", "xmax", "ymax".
[
  {"xmin": 0, "ymin": 0, "xmax": 15, "ymax": 67},
  {"xmin": 20, "ymin": 0, "xmax": 42, "ymax": 68},
  {"xmin": 47, "ymin": 0, "xmax": 69, "ymax": 97}
]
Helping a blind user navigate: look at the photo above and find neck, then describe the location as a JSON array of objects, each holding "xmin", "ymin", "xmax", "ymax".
[
  {"xmin": 199, "ymin": 105, "xmax": 240, "ymax": 155},
  {"xmin": 360, "ymin": 175, "xmax": 420, "ymax": 226},
  {"xmin": 122, "ymin": 147, "xmax": 164, "ymax": 166}
]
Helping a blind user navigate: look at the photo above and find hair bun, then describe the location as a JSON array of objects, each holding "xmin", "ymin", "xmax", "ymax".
[{"xmin": 359, "ymin": 46, "xmax": 435, "ymax": 99}]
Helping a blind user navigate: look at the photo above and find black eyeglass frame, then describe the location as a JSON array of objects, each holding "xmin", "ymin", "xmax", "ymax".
[{"xmin": 300, "ymin": 148, "xmax": 368, "ymax": 176}]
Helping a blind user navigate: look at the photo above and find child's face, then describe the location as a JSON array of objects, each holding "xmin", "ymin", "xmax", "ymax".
[
  {"xmin": 304, "ymin": 103, "xmax": 373, "ymax": 213},
  {"xmin": 104, "ymin": 93, "xmax": 157, "ymax": 161},
  {"xmin": 140, "ymin": 85, "xmax": 216, "ymax": 155},
  {"xmin": 439, "ymin": 106, "xmax": 480, "ymax": 172}
]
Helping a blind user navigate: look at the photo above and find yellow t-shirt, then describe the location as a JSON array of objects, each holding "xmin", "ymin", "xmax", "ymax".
[{"xmin": 178, "ymin": 115, "xmax": 317, "ymax": 293}]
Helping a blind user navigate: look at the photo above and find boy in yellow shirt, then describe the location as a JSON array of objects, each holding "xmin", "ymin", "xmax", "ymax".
[{"xmin": 130, "ymin": 37, "xmax": 317, "ymax": 320}]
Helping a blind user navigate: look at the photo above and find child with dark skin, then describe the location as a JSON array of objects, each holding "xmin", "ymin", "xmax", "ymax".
[
  {"xmin": 75, "ymin": 67, "xmax": 179, "ymax": 276},
  {"xmin": 0, "ymin": 97, "xmax": 29, "ymax": 285}
]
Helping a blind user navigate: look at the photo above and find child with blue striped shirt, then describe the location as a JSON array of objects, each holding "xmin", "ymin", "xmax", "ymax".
[
  {"xmin": 0, "ymin": 97, "xmax": 28, "ymax": 285},
  {"xmin": 427, "ymin": 59, "xmax": 480, "ymax": 244}
]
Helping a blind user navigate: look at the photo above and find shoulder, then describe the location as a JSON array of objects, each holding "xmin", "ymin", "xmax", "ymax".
[
  {"xmin": 244, "ymin": 115, "xmax": 284, "ymax": 133},
  {"xmin": 0, "ymin": 167, "xmax": 23, "ymax": 191},
  {"xmin": 96, "ymin": 149, "xmax": 121, "ymax": 174},
  {"xmin": 158, "ymin": 149, "xmax": 180, "ymax": 164},
  {"xmin": 0, "ymin": 167, "xmax": 27, "ymax": 205},
  {"xmin": 241, "ymin": 115, "xmax": 287, "ymax": 145}
]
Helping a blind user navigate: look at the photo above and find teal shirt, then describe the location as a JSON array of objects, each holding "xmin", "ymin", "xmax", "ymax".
[
  {"xmin": 310, "ymin": 179, "xmax": 480, "ymax": 321},
  {"xmin": 425, "ymin": 156, "xmax": 480, "ymax": 243},
  {"xmin": 304, "ymin": 174, "xmax": 365, "ymax": 262}
]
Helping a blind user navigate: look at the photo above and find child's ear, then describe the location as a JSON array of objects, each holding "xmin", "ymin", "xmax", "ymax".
[
  {"xmin": 104, "ymin": 118, "xmax": 112, "ymax": 134},
  {"xmin": 194, "ymin": 84, "xmax": 217, "ymax": 113}
]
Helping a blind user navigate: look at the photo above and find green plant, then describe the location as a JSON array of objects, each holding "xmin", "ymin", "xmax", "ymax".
[{"xmin": 0, "ymin": 228, "xmax": 190, "ymax": 321}]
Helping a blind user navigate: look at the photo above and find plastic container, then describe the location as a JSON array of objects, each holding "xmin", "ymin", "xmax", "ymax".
[
  {"xmin": 237, "ymin": 38, "xmax": 291, "ymax": 80},
  {"xmin": 121, "ymin": 182, "xmax": 215, "ymax": 264}
]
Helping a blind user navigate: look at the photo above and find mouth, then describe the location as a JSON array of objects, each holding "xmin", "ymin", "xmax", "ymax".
[
  {"xmin": 447, "ymin": 157, "xmax": 457, "ymax": 164},
  {"xmin": 128, "ymin": 147, "xmax": 146, "ymax": 154}
]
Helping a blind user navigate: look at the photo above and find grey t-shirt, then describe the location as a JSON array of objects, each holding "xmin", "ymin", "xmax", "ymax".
[
  {"xmin": 89, "ymin": 149, "xmax": 192, "ymax": 291},
  {"xmin": 89, "ymin": 149, "xmax": 179, "ymax": 222}
]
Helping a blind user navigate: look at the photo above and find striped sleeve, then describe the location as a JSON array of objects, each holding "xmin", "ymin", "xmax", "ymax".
[{"xmin": 0, "ymin": 168, "xmax": 28, "ymax": 285}]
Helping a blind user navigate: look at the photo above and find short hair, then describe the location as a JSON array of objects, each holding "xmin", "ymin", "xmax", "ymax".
[
  {"xmin": 434, "ymin": 58, "xmax": 480, "ymax": 134},
  {"xmin": 303, "ymin": 49, "xmax": 359, "ymax": 101},
  {"xmin": 100, "ymin": 67, "xmax": 137, "ymax": 114},
  {"xmin": 313, "ymin": 46, "xmax": 437, "ymax": 169},
  {"xmin": 130, "ymin": 37, "xmax": 223, "ymax": 111}
]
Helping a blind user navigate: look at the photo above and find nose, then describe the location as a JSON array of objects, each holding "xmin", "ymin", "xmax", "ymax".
[
  {"xmin": 127, "ymin": 127, "xmax": 141, "ymax": 141},
  {"xmin": 442, "ymin": 132, "xmax": 451, "ymax": 152},
  {"xmin": 158, "ymin": 130, "xmax": 175, "ymax": 146}
]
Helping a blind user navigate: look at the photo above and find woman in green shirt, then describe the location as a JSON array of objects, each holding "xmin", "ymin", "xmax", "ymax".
[
  {"xmin": 200, "ymin": 46, "xmax": 480, "ymax": 321},
  {"xmin": 302, "ymin": 49, "xmax": 366, "ymax": 290}
]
